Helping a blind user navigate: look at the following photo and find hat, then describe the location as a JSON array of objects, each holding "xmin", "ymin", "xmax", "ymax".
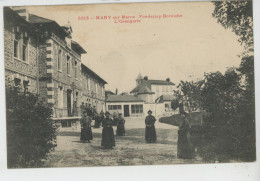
[
  {"xmin": 148, "ymin": 110, "xmax": 152, "ymax": 114},
  {"xmin": 105, "ymin": 111, "xmax": 110, "ymax": 115}
]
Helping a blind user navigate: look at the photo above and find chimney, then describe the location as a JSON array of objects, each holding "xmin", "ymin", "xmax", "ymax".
[
  {"xmin": 12, "ymin": 7, "xmax": 29, "ymax": 21},
  {"xmin": 115, "ymin": 88, "xmax": 118, "ymax": 95},
  {"xmin": 166, "ymin": 78, "xmax": 170, "ymax": 82},
  {"xmin": 144, "ymin": 76, "xmax": 148, "ymax": 81}
]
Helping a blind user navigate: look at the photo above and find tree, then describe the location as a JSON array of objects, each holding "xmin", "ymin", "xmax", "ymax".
[
  {"xmin": 6, "ymin": 86, "xmax": 58, "ymax": 168},
  {"xmin": 208, "ymin": 0, "xmax": 255, "ymax": 161}
]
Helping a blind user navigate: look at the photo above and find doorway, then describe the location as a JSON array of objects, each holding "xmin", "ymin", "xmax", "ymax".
[
  {"xmin": 67, "ymin": 89, "xmax": 72, "ymax": 117},
  {"xmin": 124, "ymin": 105, "xmax": 130, "ymax": 117}
]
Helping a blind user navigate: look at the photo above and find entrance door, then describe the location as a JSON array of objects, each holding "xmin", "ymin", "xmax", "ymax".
[
  {"xmin": 124, "ymin": 105, "xmax": 130, "ymax": 117},
  {"xmin": 67, "ymin": 90, "xmax": 72, "ymax": 117}
]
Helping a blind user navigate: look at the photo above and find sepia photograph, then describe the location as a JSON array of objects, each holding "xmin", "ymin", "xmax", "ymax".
[{"xmin": 1, "ymin": 0, "xmax": 257, "ymax": 173}]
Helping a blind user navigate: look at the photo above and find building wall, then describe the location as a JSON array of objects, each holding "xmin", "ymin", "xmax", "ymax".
[
  {"xmin": 4, "ymin": 24, "xmax": 38, "ymax": 93},
  {"xmin": 4, "ymin": 10, "xmax": 106, "ymax": 119},
  {"xmin": 106, "ymin": 102, "xmax": 144, "ymax": 117},
  {"xmin": 143, "ymin": 103, "xmax": 165, "ymax": 117},
  {"xmin": 151, "ymin": 85, "xmax": 175, "ymax": 102}
]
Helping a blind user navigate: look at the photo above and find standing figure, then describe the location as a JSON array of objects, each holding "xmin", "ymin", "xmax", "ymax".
[
  {"xmin": 177, "ymin": 113, "xmax": 195, "ymax": 159},
  {"xmin": 100, "ymin": 110, "xmax": 105, "ymax": 126},
  {"xmin": 145, "ymin": 110, "xmax": 157, "ymax": 143},
  {"xmin": 116, "ymin": 113, "xmax": 125, "ymax": 136},
  {"xmin": 80, "ymin": 112, "xmax": 93, "ymax": 143},
  {"xmin": 101, "ymin": 112, "xmax": 115, "ymax": 149},
  {"xmin": 94, "ymin": 113, "xmax": 101, "ymax": 128},
  {"xmin": 112, "ymin": 112, "xmax": 119, "ymax": 126}
]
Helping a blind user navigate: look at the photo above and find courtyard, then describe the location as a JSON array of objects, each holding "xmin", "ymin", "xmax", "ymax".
[{"xmin": 43, "ymin": 116, "xmax": 203, "ymax": 167}]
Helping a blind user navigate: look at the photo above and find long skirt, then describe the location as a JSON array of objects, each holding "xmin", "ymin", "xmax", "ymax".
[
  {"xmin": 94, "ymin": 118, "xmax": 101, "ymax": 128},
  {"xmin": 116, "ymin": 124, "xmax": 125, "ymax": 136},
  {"xmin": 101, "ymin": 127, "xmax": 115, "ymax": 148},
  {"xmin": 177, "ymin": 130, "xmax": 195, "ymax": 159},
  {"xmin": 80, "ymin": 127, "xmax": 93, "ymax": 142},
  {"xmin": 145, "ymin": 125, "xmax": 157, "ymax": 143}
]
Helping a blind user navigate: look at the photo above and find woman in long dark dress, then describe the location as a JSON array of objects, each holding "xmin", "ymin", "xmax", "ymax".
[
  {"xmin": 145, "ymin": 110, "xmax": 157, "ymax": 143},
  {"xmin": 80, "ymin": 112, "xmax": 93, "ymax": 143},
  {"xmin": 94, "ymin": 113, "xmax": 101, "ymax": 128},
  {"xmin": 177, "ymin": 114, "xmax": 195, "ymax": 159},
  {"xmin": 101, "ymin": 112, "xmax": 115, "ymax": 149},
  {"xmin": 116, "ymin": 113, "xmax": 125, "ymax": 136}
]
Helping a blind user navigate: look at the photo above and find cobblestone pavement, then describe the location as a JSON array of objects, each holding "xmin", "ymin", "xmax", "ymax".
[{"xmin": 43, "ymin": 117, "xmax": 203, "ymax": 168}]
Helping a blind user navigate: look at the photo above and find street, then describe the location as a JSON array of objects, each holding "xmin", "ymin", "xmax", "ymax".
[{"xmin": 43, "ymin": 117, "xmax": 203, "ymax": 167}]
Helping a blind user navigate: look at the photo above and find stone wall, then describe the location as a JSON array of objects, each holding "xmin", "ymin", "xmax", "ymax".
[{"xmin": 4, "ymin": 25, "xmax": 38, "ymax": 93}]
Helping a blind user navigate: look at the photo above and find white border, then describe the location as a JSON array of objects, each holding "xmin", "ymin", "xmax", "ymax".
[{"xmin": 0, "ymin": 1, "xmax": 259, "ymax": 181}]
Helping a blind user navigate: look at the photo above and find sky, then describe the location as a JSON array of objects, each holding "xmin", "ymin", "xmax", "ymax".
[{"xmin": 25, "ymin": 2, "xmax": 243, "ymax": 93}]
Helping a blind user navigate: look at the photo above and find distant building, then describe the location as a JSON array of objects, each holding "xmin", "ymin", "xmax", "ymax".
[
  {"xmin": 106, "ymin": 95, "xmax": 144, "ymax": 117},
  {"xmin": 130, "ymin": 74, "xmax": 176, "ymax": 116},
  {"xmin": 105, "ymin": 90, "xmax": 115, "ymax": 98},
  {"xmin": 155, "ymin": 94, "xmax": 176, "ymax": 111},
  {"xmin": 130, "ymin": 74, "xmax": 175, "ymax": 102},
  {"xmin": 4, "ymin": 7, "xmax": 107, "ymax": 126}
]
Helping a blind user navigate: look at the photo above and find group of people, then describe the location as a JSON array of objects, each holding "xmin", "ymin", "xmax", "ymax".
[
  {"xmin": 80, "ymin": 106, "xmax": 195, "ymax": 159},
  {"xmin": 80, "ymin": 109, "xmax": 126, "ymax": 148}
]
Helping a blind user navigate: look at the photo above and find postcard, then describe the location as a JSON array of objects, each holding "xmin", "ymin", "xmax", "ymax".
[{"xmin": 1, "ymin": 0, "xmax": 258, "ymax": 180}]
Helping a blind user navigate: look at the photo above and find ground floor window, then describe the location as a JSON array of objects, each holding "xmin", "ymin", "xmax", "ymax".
[
  {"xmin": 108, "ymin": 105, "xmax": 122, "ymax": 110},
  {"xmin": 131, "ymin": 104, "xmax": 143, "ymax": 114}
]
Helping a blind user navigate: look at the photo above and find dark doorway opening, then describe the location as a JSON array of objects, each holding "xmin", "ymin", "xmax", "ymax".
[
  {"xmin": 124, "ymin": 105, "xmax": 130, "ymax": 117},
  {"xmin": 67, "ymin": 89, "xmax": 72, "ymax": 117}
]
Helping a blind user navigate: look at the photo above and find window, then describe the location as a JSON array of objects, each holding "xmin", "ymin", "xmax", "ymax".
[
  {"xmin": 88, "ymin": 78, "xmax": 90, "ymax": 90},
  {"xmin": 58, "ymin": 86, "xmax": 63, "ymax": 108},
  {"xmin": 74, "ymin": 60, "xmax": 77, "ymax": 78},
  {"xmin": 108, "ymin": 105, "xmax": 121, "ymax": 110},
  {"xmin": 156, "ymin": 86, "xmax": 159, "ymax": 92},
  {"xmin": 23, "ymin": 81, "xmax": 29, "ymax": 93},
  {"xmin": 67, "ymin": 56, "xmax": 70, "ymax": 75},
  {"xmin": 14, "ymin": 31, "xmax": 28, "ymax": 61},
  {"xmin": 14, "ymin": 78, "xmax": 21, "ymax": 87},
  {"xmin": 131, "ymin": 105, "xmax": 143, "ymax": 114},
  {"xmin": 58, "ymin": 49, "xmax": 62, "ymax": 71}
]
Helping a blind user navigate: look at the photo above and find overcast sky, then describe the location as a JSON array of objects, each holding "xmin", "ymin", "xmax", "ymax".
[{"xmin": 26, "ymin": 2, "xmax": 243, "ymax": 93}]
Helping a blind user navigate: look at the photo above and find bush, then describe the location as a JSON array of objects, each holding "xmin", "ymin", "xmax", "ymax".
[{"xmin": 6, "ymin": 86, "xmax": 58, "ymax": 168}]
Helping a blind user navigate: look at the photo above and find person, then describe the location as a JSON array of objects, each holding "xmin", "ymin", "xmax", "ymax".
[
  {"xmin": 116, "ymin": 113, "xmax": 125, "ymax": 136},
  {"xmin": 177, "ymin": 113, "xmax": 195, "ymax": 159},
  {"xmin": 80, "ymin": 111, "xmax": 93, "ymax": 143},
  {"xmin": 100, "ymin": 110, "xmax": 105, "ymax": 127},
  {"xmin": 101, "ymin": 112, "xmax": 115, "ymax": 149},
  {"xmin": 145, "ymin": 110, "xmax": 157, "ymax": 143},
  {"xmin": 112, "ymin": 112, "xmax": 119, "ymax": 126},
  {"xmin": 94, "ymin": 112, "xmax": 101, "ymax": 128}
]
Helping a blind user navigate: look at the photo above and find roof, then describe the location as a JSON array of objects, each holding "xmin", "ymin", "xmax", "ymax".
[
  {"xmin": 148, "ymin": 80, "xmax": 175, "ymax": 85},
  {"xmin": 106, "ymin": 95, "xmax": 144, "ymax": 103},
  {"xmin": 4, "ymin": 7, "xmax": 38, "ymax": 32},
  {"xmin": 156, "ymin": 95, "xmax": 176, "ymax": 102},
  {"xmin": 130, "ymin": 82, "xmax": 155, "ymax": 94},
  {"xmin": 71, "ymin": 40, "xmax": 87, "ymax": 54},
  {"xmin": 130, "ymin": 79, "xmax": 175, "ymax": 94},
  {"xmin": 81, "ymin": 64, "xmax": 107, "ymax": 84},
  {"xmin": 29, "ymin": 14, "xmax": 54, "ymax": 23}
]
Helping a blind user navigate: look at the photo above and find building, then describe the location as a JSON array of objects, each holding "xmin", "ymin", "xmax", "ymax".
[
  {"xmin": 130, "ymin": 74, "xmax": 176, "ymax": 116},
  {"xmin": 130, "ymin": 74, "xmax": 175, "ymax": 103},
  {"xmin": 4, "ymin": 7, "xmax": 40, "ymax": 94},
  {"xmin": 106, "ymin": 95, "xmax": 144, "ymax": 117},
  {"xmin": 4, "ymin": 7, "xmax": 107, "ymax": 126}
]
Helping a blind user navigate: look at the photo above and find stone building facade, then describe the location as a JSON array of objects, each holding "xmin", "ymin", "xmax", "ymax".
[
  {"xmin": 4, "ymin": 7, "xmax": 39, "ymax": 94},
  {"xmin": 4, "ymin": 7, "xmax": 107, "ymax": 124}
]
